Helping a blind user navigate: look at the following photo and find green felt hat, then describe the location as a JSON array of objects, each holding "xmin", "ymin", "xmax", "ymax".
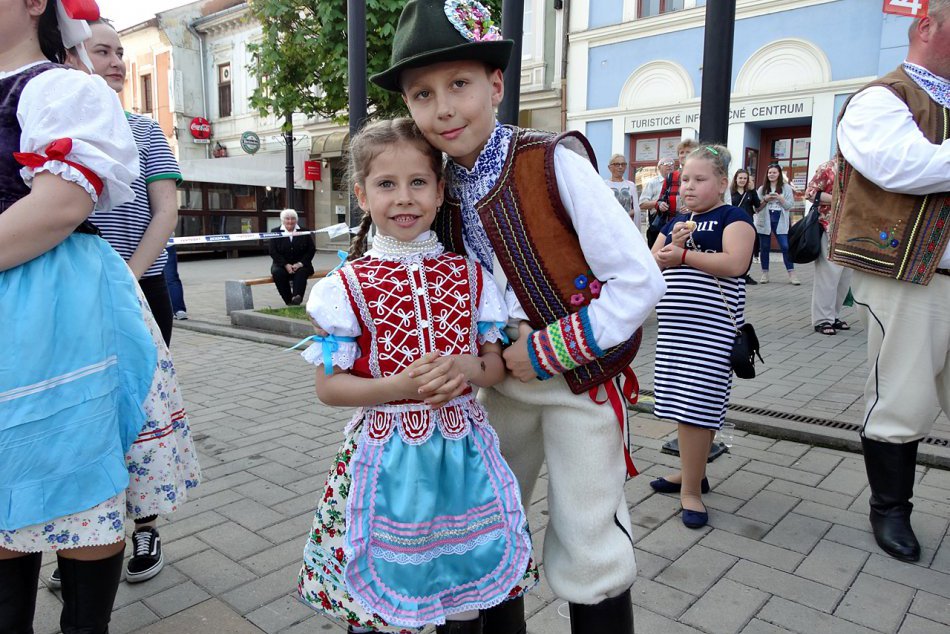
[{"xmin": 371, "ymin": 0, "xmax": 514, "ymax": 93}]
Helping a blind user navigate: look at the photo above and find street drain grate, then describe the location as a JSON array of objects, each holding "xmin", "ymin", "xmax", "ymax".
[{"xmin": 637, "ymin": 389, "xmax": 949, "ymax": 448}]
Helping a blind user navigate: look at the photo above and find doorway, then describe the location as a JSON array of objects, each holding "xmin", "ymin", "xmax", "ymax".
[{"xmin": 759, "ymin": 125, "xmax": 811, "ymax": 218}]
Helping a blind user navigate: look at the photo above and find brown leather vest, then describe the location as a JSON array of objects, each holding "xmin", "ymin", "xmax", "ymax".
[
  {"xmin": 434, "ymin": 127, "xmax": 642, "ymax": 394},
  {"xmin": 829, "ymin": 67, "xmax": 950, "ymax": 284}
]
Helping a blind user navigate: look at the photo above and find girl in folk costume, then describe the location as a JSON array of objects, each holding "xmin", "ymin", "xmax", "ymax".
[
  {"xmin": 0, "ymin": 2, "xmax": 199, "ymax": 631},
  {"xmin": 650, "ymin": 145, "xmax": 755, "ymax": 529},
  {"xmin": 296, "ymin": 118, "xmax": 537, "ymax": 634}
]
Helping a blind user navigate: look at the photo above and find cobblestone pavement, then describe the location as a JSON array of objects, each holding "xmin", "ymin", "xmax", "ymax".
[{"xmin": 28, "ymin": 326, "xmax": 950, "ymax": 634}]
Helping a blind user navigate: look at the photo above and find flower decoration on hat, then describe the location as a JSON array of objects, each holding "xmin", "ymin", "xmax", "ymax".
[{"xmin": 444, "ymin": 0, "xmax": 503, "ymax": 42}]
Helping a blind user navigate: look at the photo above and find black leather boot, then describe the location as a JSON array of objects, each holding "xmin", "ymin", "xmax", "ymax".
[
  {"xmin": 481, "ymin": 595, "xmax": 526, "ymax": 634},
  {"xmin": 435, "ymin": 617, "xmax": 482, "ymax": 634},
  {"xmin": 862, "ymin": 436, "xmax": 921, "ymax": 562},
  {"xmin": 57, "ymin": 547, "xmax": 124, "ymax": 634},
  {"xmin": 0, "ymin": 552, "xmax": 42, "ymax": 634},
  {"xmin": 568, "ymin": 588, "xmax": 634, "ymax": 634}
]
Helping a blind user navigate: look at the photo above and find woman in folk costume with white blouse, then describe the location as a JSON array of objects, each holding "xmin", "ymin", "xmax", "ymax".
[{"xmin": 0, "ymin": 2, "xmax": 198, "ymax": 631}]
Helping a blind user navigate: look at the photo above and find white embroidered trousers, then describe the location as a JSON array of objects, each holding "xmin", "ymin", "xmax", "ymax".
[
  {"xmin": 479, "ymin": 374, "xmax": 637, "ymax": 605},
  {"xmin": 851, "ymin": 270, "xmax": 950, "ymax": 443}
]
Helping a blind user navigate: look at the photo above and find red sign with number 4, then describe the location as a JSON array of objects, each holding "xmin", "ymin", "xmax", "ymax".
[{"xmin": 883, "ymin": 0, "xmax": 929, "ymax": 17}]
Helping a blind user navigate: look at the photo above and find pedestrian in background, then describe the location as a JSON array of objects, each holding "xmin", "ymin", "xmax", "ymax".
[
  {"xmin": 806, "ymin": 159, "xmax": 851, "ymax": 336},
  {"xmin": 650, "ymin": 145, "xmax": 755, "ymax": 530},
  {"xmin": 641, "ymin": 157, "xmax": 675, "ymax": 245},
  {"xmin": 164, "ymin": 242, "xmax": 188, "ymax": 320},
  {"xmin": 269, "ymin": 209, "xmax": 315, "ymax": 306},
  {"xmin": 831, "ymin": 3, "xmax": 950, "ymax": 563},
  {"xmin": 730, "ymin": 168, "xmax": 760, "ymax": 285},
  {"xmin": 605, "ymin": 153, "xmax": 641, "ymax": 230},
  {"xmin": 755, "ymin": 163, "xmax": 798, "ymax": 285},
  {"xmin": 649, "ymin": 140, "xmax": 699, "ymax": 246}
]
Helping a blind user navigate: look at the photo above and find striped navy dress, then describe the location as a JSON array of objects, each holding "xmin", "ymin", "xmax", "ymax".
[{"xmin": 653, "ymin": 206, "xmax": 753, "ymax": 429}]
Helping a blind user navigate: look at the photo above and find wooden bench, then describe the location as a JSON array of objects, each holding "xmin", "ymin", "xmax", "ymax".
[{"xmin": 225, "ymin": 269, "xmax": 330, "ymax": 315}]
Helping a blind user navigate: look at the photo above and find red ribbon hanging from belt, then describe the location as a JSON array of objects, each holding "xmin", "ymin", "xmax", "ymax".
[
  {"xmin": 14, "ymin": 138, "xmax": 104, "ymax": 197},
  {"xmin": 589, "ymin": 366, "xmax": 640, "ymax": 477}
]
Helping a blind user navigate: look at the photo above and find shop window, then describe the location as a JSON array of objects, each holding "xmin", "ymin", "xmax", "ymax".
[
  {"xmin": 209, "ymin": 215, "xmax": 255, "ymax": 235},
  {"xmin": 218, "ymin": 63, "xmax": 232, "ymax": 118},
  {"xmin": 177, "ymin": 182, "xmax": 204, "ymax": 210},
  {"xmin": 141, "ymin": 74, "xmax": 152, "ymax": 115},
  {"xmin": 638, "ymin": 0, "xmax": 685, "ymax": 18},
  {"xmin": 261, "ymin": 186, "xmax": 286, "ymax": 211},
  {"xmin": 207, "ymin": 184, "xmax": 256, "ymax": 211}
]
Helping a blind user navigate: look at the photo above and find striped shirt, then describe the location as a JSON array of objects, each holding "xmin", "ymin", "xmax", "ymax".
[{"xmin": 89, "ymin": 113, "xmax": 181, "ymax": 278}]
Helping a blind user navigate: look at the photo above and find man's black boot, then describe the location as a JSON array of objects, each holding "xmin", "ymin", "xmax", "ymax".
[
  {"xmin": 862, "ymin": 436, "xmax": 921, "ymax": 562},
  {"xmin": 568, "ymin": 588, "xmax": 634, "ymax": 634},
  {"xmin": 481, "ymin": 595, "xmax": 526, "ymax": 634},
  {"xmin": 58, "ymin": 547, "xmax": 124, "ymax": 634},
  {"xmin": 0, "ymin": 552, "xmax": 41, "ymax": 634}
]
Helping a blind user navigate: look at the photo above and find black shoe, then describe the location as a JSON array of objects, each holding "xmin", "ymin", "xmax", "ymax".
[
  {"xmin": 49, "ymin": 566, "xmax": 62, "ymax": 589},
  {"xmin": 568, "ymin": 588, "xmax": 634, "ymax": 634},
  {"xmin": 126, "ymin": 527, "xmax": 164, "ymax": 583},
  {"xmin": 649, "ymin": 476, "xmax": 710, "ymax": 494},
  {"xmin": 0, "ymin": 552, "xmax": 42, "ymax": 632},
  {"xmin": 681, "ymin": 506, "xmax": 709, "ymax": 529},
  {"xmin": 744, "ymin": 274, "xmax": 758, "ymax": 285},
  {"xmin": 58, "ymin": 547, "xmax": 124, "ymax": 634},
  {"xmin": 436, "ymin": 618, "xmax": 482, "ymax": 633},
  {"xmin": 862, "ymin": 437, "xmax": 921, "ymax": 562},
  {"xmin": 290, "ymin": 294, "xmax": 303, "ymax": 305},
  {"xmin": 481, "ymin": 595, "xmax": 526, "ymax": 634}
]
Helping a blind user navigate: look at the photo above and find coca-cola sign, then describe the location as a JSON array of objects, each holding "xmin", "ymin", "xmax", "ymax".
[{"xmin": 189, "ymin": 117, "xmax": 211, "ymax": 140}]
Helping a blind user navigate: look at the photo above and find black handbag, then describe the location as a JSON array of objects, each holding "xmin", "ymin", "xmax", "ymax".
[
  {"xmin": 711, "ymin": 271, "xmax": 763, "ymax": 379},
  {"xmin": 788, "ymin": 202, "xmax": 823, "ymax": 264}
]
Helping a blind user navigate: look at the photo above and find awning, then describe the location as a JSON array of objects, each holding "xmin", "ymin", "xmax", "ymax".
[
  {"xmin": 310, "ymin": 130, "xmax": 349, "ymax": 158},
  {"xmin": 179, "ymin": 150, "xmax": 313, "ymax": 190}
]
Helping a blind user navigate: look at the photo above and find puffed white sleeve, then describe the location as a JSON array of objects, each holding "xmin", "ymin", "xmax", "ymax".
[
  {"xmin": 17, "ymin": 69, "xmax": 138, "ymax": 211},
  {"xmin": 474, "ymin": 263, "xmax": 509, "ymax": 345},
  {"xmin": 301, "ymin": 274, "xmax": 361, "ymax": 370}
]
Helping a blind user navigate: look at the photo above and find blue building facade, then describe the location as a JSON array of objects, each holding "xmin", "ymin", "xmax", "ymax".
[{"xmin": 566, "ymin": 0, "xmax": 916, "ymax": 213}]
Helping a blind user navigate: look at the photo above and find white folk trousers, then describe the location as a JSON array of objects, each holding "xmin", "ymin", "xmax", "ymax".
[
  {"xmin": 479, "ymin": 374, "xmax": 637, "ymax": 605},
  {"xmin": 851, "ymin": 270, "xmax": 950, "ymax": 443}
]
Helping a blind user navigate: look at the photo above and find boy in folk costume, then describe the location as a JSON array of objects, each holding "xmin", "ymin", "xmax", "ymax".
[{"xmin": 372, "ymin": 2, "xmax": 666, "ymax": 632}]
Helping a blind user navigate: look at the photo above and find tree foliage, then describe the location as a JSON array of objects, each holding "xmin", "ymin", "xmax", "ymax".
[{"xmin": 248, "ymin": 0, "xmax": 502, "ymax": 125}]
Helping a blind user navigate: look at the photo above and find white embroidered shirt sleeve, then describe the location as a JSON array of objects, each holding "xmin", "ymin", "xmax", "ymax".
[
  {"xmin": 553, "ymin": 145, "xmax": 666, "ymax": 350},
  {"xmin": 838, "ymin": 86, "xmax": 950, "ymax": 196},
  {"xmin": 474, "ymin": 264, "xmax": 509, "ymax": 344},
  {"xmin": 302, "ymin": 275, "xmax": 361, "ymax": 369},
  {"xmin": 18, "ymin": 69, "xmax": 139, "ymax": 210}
]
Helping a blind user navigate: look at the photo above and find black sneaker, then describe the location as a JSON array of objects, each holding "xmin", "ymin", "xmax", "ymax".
[
  {"xmin": 126, "ymin": 527, "xmax": 164, "ymax": 583},
  {"xmin": 48, "ymin": 567, "xmax": 61, "ymax": 589}
]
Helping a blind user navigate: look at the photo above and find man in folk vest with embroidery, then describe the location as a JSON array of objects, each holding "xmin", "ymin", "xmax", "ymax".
[
  {"xmin": 372, "ymin": 2, "xmax": 665, "ymax": 632},
  {"xmin": 830, "ymin": 1, "xmax": 950, "ymax": 563}
]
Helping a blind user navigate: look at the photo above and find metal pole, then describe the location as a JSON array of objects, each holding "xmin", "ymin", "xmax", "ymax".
[
  {"xmin": 347, "ymin": 0, "xmax": 367, "ymax": 226},
  {"xmin": 698, "ymin": 0, "xmax": 736, "ymax": 144},
  {"xmin": 284, "ymin": 115, "xmax": 294, "ymax": 210},
  {"xmin": 498, "ymin": 0, "xmax": 523, "ymax": 126}
]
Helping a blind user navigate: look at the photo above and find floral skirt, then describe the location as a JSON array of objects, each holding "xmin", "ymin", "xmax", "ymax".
[
  {"xmin": 298, "ymin": 409, "xmax": 538, "ymax": 632},
  {"xmin": 0, "ymin": 285, "xmax": 200, "ymax": 552}
]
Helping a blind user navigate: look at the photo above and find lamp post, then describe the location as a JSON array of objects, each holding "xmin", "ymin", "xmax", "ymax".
[
  {"xmin": 698, "ymin": 0, "xmax": 737, "ymax": 144},
  {"xmin": 498, "ymin": 0, "xmax": 524, "ymax": 126}
]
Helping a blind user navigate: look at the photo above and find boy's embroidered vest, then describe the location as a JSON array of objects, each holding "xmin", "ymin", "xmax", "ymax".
[
  {"xmin": 829, "ymin": 66, "xmax": 950, "ymax": 285},
  {"xmin": 435, "ymin": 128, "xmax": 642, "ymax": 395}
]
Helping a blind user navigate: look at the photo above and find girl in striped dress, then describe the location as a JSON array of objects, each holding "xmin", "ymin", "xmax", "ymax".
[{"xmin": 648, "ymin": 145, "xmax": 756, "ymax": 529}]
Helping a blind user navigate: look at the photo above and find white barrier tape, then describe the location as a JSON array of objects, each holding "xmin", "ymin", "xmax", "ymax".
[{"xmin": 166, "ymin": 222, "xmax": 356, "ymax": 246}]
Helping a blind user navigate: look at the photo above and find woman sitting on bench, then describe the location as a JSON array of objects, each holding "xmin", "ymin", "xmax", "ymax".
[{"xmin": 269, "ymin": 209, "xmax": 315, "ymax": 305}]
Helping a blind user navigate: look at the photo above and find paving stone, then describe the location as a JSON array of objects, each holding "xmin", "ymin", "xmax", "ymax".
[
  {"xmin": 909, "ymin": 590, "xmax": 950, "ymax": 627},
  {"xmin": 277, "ymin": 613, "xmax": 347, "ymax": 633},
  {"xmin": 114, "ymin": 565, "xmax": 190, "ymax": 609},
  {"xmin": 631, "ymin": 605, "xmax": 705, "ymax": 634},
  {"xmin": 864, "ymin": 554, "xmax": 950, "ymax": 600},
  {"xmin": 174, "ymin": 548, "xmax": 258, "ymax": 594},
  {"xmin": 163, "ymin": 535, "xmax": 212, "ymax": 565},
  {"xmin": 245, "ymin": 594, "xmax": 315, "ymax": 633},
  {"xmin": 655, "ymin": 545, "xmax": 737, "ymax": 596},
  {"xmin": 636, "ymin": 514, "xmax": 710, "ymax": 560},
  {"xmin": 762, "ymin": 513, "xmax": 831, "ymax": 554},
  {"xmin": 221, "ymin": 562, "xmax": 303, "ymax": 614},
  {"xmin": 629, "ymin": 577, "xmax": 697, "ymax": 619},
  {"xmin": 818, "ymin": 464, "xmax": 871, "ymax": 496},
  {"xmin": 741, "ymin": 619, "xmax": 796, "ymax": 633},
  {"xmin": 794, "ymin": 539, "xmax": 868, "ymax": 590},
  {"xmin": 726, "ymin": 560, "xmax": 840, "ymax": 612},
  {"xmin": 196, "ymin": 521, "xmax": 275, "ymax": 560},
  {"xmin": 170, "ymin": 488, "xmax": 246, "ymax": 521},
  {"xmin": 834, "ymin": 572, "xmax": 916, "ymax": 632},
  {"xmin": 715, "ymin": 471, "xmax": 772, "ymax": 501},
  {"xmin": 736, "ymin": 490, "xmax": 799, "ymax": 525},
  {"xmin": 743, "ymin": 461, "xmax": 824, "ymax": 486},
  {"xmin": 143, "ymin": 581, "xmax": 211, "ymax": 618},
  {"xmin": 111, "ymin": 601, "xmax": 160, "ymax": 634},
  {"xmin": 32, "ymin": 584, "xmax": 61, "ymax": 634},
  {"xmin": 768, "ymin": 440, "xmax": 811, "ymax": 458},
  {"xmin": 707, "ymin": 509, "xmax": 772, "ymax": 541},
  {"xmin": 157, "ymin": 510, "xmax": 228, "ymax": 542},
  {"xmin": 138, "ymin": 598, "xmax": 265, "ymax": 633},
  {"xmin": 234, "ymin": 479, "xmax": 299, "ymax": 506},
  {"xmin": 930, "ymin": 536, "xmax": 950, "ymax": 575},
  {"xmin": 701, "ymin": 529, "xmax": 803, "ymax": 573},
  {"xmin": 186, "ymin": 469, "xmax": 257, "ymax": 500},
  {"xmin": 680, "ymin": 577, "xmax": 769, "ymax": 634},
  {"xmin": 242, "ymin": 539, "xmax": 305, "ymax": 576},
  {"xmin": 898, "ymin": 614, "xmax": 948, "ymax": 634},
  {"xmin": 633, "ymin": 548, "xmax": 672, "ymax": 581},
  {"xmin": 765, "ymin": 478, "xmax": 856, "ymax": 509},
  {"xmin": 631, "ymin": 492, "xmax": 681, "ymax": 530},
  {"xmin": 218, "ymin": 497, "xmax": 287, "ymax": 532},
  {"xmin": 794, "ymin": 500, "xmax": 870, "ymax": 532},
  {"xmin": 756, "ymin": 596, "xmax": 878, "ymax": 634}
]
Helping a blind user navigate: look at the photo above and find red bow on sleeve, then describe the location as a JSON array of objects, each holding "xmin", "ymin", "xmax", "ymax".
[{"xmin": 14, "ymin": 138, "xmax": 104, "ymax": 197}]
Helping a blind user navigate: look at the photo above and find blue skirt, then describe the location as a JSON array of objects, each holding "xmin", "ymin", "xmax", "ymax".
[{"xmin": 0, "ymin": 234, "xmax": 156, "ymax": 530}]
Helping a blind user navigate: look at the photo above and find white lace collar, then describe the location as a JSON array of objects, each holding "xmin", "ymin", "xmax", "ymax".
[{"xmin": 367, "ymin": 230, "xmax": 443, "ymax": 261}]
